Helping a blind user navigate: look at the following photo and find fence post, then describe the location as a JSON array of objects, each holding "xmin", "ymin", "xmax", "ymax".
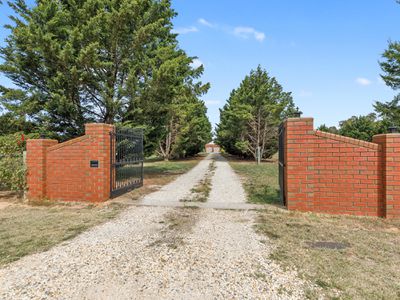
[
  {"xmin": 84, "ymin": 123, "xmax": 115, "ymax": 202},
  {"xmin": 284, "ymin": 117, "xmax": 315, "ymax": 211}
]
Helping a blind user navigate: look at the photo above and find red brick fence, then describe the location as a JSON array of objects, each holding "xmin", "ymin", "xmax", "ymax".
[
  {"xmin": 26, "ymin": 124, "xmax": 112, "ymax": 202},
  {"xmin": 26, "ymin": 123, "xmax": 143, "ymax": 202},
  {"xmin": 281, "ymin": 118, "xmax": 400, "ymax": 218}
]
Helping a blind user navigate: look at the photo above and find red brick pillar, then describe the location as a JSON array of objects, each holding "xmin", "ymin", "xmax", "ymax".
[
  {"xmin": 85, "ymin": 123, "xmax": 114, "ymax": 202},
  {"xmin": 285, "ymin": 118, "xmax": 315, "ymax": 211},
  {"xmin": 26, "ymin": 139, "xmax": 58, "ymax": 200},
  {"xmin": 373, "ymin": 133, "xmax": 400, "ymax": 218}
]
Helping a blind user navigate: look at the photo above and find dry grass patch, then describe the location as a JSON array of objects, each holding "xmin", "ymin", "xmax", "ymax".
[
  {"xmin": 181, "ymin": 160, "xmax": 215, "ymax": 202},
  {"xmin": 228, "ymin": 155, "xmax": 400, "ymax": 298},
  {"xmin": 0, "ymin": 157, "xmax": 202, "ymax": 266},
  {"xmin": 149, "ymin": 207, "xmax": 200, "ymax": 249},
  {"xmin": 256, "ymin": 208, "xmax": 400, "ymax": 299},
  {"xmin": 0, "ymin": 202, "xmax": 123, "ymax": 266}
]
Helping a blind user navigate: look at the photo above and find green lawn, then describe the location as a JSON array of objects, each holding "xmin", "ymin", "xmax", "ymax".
[
  {"xmin": 227, "ymin": 156, "xmax": 400, "ymax": 299},
  {"xmin": 229, "ymin": 159, "xmax": 281, "ymax": 205},
  {"xmin": 144, "ymin": 159, "xmax": 199, "ymax": 176}
]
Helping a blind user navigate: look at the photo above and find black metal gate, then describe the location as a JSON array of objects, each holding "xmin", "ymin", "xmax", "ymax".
[
  {"xmin": 110, "ymin": 126, "xmax": 144, "ymax": 198},
  {"xmin": 278, "ymin": 123, "xmax": 286, "ymax": 206}
]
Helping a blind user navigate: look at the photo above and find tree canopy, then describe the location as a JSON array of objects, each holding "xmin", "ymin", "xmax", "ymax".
[
  {"xmin": 338, "ymin": 114, "xmax": 384, "ymax": 142},
  {"xmin": 374, "ymin": 94, "xmax": 400, "ymax": 129},
  {"xmin": 0, "ymin": 0, "xmax": 211, "ymax": 158},
  {"xmin": 216, "ymin": 66, "xmax": 297, "ymax": 160}
]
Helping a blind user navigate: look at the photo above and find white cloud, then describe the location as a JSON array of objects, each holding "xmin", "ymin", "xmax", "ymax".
[
  {"xmin": 233, "ymin": 26, "xmax": 265, "ymax": 42},
  {"xmin": 190, "ymin": 58, "xmax": 203, "ymax": 69},
  {"xmin": 198, "ymin": 18, "xmax": 214, "ymax": 28},
  {"xmin": 297, "ymin": 90, "xmax": 313, "ymax": 98},
  {"xmin": 172, "ymin": 26, "xmax": 198, "ymax": 34},
  {"xmin": 355, "ymin": 77, "xmax": 372, "ymax": 86},
  {"xmin": 196, "ymin": 19, "xmax": 266, "ymax": 43},
  {"xmin": 204, "ymin": 100, "xmax": 221, "ymax": 106}
]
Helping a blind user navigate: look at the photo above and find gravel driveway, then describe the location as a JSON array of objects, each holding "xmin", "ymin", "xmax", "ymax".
[{"xmin": 0, "ymin": 154, "xmax": 307, "ymax": 299}]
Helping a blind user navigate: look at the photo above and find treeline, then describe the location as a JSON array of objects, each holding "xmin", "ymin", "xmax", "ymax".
[
  {"xmin": 318, "ymin": 96, "xmax": 400, "ymax": 142},
  {"xmin": 216, "ymin": 66, "xmax": 298, "ymax": 160},
  {"xmin": 0, "ymin": 0, "xmax": 211, "ymax": 160}
]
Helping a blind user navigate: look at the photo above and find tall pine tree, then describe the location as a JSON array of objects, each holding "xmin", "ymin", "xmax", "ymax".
[
  {"xmin": 0, "ymin": 0, "xmax": 211, "ymax": 157},
  {"xmin": 216, "ymin": 66, "xmax": 297, "ymax": 160}
]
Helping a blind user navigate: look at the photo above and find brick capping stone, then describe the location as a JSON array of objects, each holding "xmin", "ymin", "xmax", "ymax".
[
  {"xmin": 283, "ymin": 117, "xmax": 400, "ymax": 218},
  {"xmin": 47, "ymin": 135, "xmax": 91, "ymax": 152},
  {"xmin": 314, "ymin": 130, "xmax": 379, "ymax": 150}
]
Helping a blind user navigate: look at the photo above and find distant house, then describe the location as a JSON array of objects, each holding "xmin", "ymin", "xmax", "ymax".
[{"xmin": 205, "ymin": 142, "xmax": 220, "ymax": 153}]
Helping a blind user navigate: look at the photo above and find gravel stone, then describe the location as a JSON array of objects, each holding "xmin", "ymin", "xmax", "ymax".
[{"xmin": 0, "ymin": 154, "xmax": 308, "ymax": 299}]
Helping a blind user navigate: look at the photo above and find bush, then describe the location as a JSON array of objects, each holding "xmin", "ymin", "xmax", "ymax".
[{"xmin": 0, "ymin": 133, "xmax": 37, "ymax": 191}]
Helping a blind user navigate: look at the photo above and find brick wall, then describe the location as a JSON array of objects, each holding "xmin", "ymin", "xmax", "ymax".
[
  {"xmin": 26, "ymin": 123, "xmax": 113, "ymax": 202},
  {"xmin": 283, "ymin": 117, "xmax": 400, "ymax": 218}
]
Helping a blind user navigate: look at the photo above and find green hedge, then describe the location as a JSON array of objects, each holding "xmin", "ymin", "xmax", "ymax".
[{"xmin": 0, "ymin": 133, "xmax": 38, "ymax": 191}]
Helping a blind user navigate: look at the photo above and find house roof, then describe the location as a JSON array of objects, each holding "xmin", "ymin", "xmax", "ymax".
[{"xmin": 205, "ymin": 142, "xmax": 220, "ymax": 147}]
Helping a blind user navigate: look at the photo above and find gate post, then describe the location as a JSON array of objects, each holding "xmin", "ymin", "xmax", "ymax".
[
  {"xmin": 373, "ymin": 133, "xmax": 400, "ymax": 218},
  {"xmin": 284, "ymin": 117, "xmax": 315, "ymax": 211},
  {"xmin": 84, "ymin": 123, "xmax": 114, "ymax": 202}
]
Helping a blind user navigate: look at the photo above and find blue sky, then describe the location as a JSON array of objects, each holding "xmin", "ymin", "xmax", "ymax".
[
  {"xmin": 171, "ymin": 0, "xmax": 400, "ymax": 129},
  {"xmin": 1, "ymin": 1, "xmax": 399, "ymax": 130}
]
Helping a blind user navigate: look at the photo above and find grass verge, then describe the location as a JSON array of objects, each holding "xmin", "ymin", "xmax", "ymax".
[
  {"xmin": 227, "ymin": 155, "xmax": 400, "ymax": 298},
  {"xmin": 228, "ymin": 158, "xmax": 280, "ymax": 205},
  {"xmin": 256, "ymin": 209, "xmax": 400, "ymax": 299},
  {"xmin": 0, "ymin": 203, "xmax": 123, "ymax": 266}
]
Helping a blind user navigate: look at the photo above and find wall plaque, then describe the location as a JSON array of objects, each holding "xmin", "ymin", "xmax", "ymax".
[{"xmin": 90, "ymin": 160, "xmax": 99, "ymax": 168}]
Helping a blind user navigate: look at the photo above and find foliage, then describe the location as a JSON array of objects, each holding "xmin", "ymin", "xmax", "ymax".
[
  {"xmin": 380, "ymin": 40, "xmax": 400, "ymax": 90},
  {"xmin": 0, "ymin": 132, "xmax": 35, "ymax": 190},
  {"xmin": 317, "ymin": 124, "xmax": 338, "ymax": 134},
  {"xmin": 171, "ymin": 99, "xmax": 211, "ymax": 158},
  {"xmin": 216, "ymin": 66, "xmax": 297, "ymax": 159},
  {"xmin": 0, "ymin": 112, "xmax": 37, "ymax": 135},
  {"xmin": 337, "ymin": 114, "xmax": 384, "ymax": 142},
  {"xmin": 319, "ymin": 114, "xmax": 384, "ymax": 142},
  {"xmin": 374, "ymin": 94, "xmax": 400, "ymax": 130},
  {"xmin": 0, "ymin": 0, "xmax": 211, "ymax": 157},
  {"xmin": 1, "ymin": 0, "xmax": 174, "ymax": 135},
  {"xmin": 380, "ymin": 1, "xmax": 400, "ymax": 90}
]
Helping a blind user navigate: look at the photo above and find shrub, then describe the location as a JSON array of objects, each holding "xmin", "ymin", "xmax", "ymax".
[{"xmin": 0, "ymin": 133, "xmax": 37, "ymax": 191}]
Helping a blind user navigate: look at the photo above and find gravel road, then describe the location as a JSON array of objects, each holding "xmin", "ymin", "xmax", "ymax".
[{"xmin": 0, "ymin": 154, "xmax": 307, "ymax": 299}]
